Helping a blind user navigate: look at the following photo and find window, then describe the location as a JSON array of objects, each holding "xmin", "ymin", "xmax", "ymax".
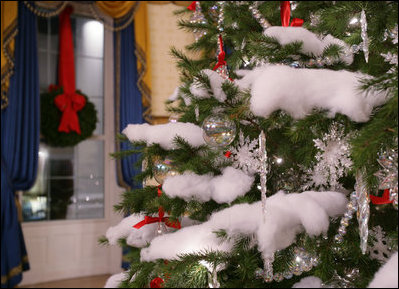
[{"xmin": 22, "ymin": 15, "xmax": 105, "ymax": 221}]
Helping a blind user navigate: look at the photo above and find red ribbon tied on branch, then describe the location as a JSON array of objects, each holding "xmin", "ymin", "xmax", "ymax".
[
  {"xmin": 213, "ymin": 35, "xmax": 227, "ymax": 71},
  {"xmin": 55, "ymin": 6, "xmax": 86, "ymax": 135},
  {"xmin": 280, "ymin": 1, "xmax": 304, "ymax": 27},
  {"xmin": 133, "ymin": 186, "xmax": 181, "ymax": 229},
  {"xmin": 370, "ymin": 189, "xmax": 394, "ymax": 205}
]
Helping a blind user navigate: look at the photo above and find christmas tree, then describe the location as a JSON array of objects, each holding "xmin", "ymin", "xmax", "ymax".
[{"xmin": 102, "ymin": 1, "xmax": 398, "ymax": 288}]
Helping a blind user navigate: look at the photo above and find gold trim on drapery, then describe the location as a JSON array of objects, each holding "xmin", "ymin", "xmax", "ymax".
[
  {"xmin": 0, "ymin": 255, "xmax": 29, "ymax": 286},
  {"xmin": 1, "ymin": 1, "xmax": 18, "ymax": 110}
]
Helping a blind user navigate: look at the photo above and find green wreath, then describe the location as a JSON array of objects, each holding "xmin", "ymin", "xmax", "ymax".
[{"xmin": 41, "ymin": 87, "xmax": 98, "ymax": 147}]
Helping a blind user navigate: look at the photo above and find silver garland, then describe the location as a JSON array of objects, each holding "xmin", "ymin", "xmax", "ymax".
[
  {"xmin": 255, "ymin": 248, "xmax": 319, "ymax": 282},
  {"xmin": 355, "ymin": 168, "xmax": 370, "ymax": 255},
  {"xmin": 334, "ymin": 191, "xmax": 357, "ymax": 243}
]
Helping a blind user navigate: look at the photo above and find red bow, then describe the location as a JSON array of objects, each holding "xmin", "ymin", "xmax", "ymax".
[
  {"xmin": 187, "ymin": 1, "xmax": 196, "ymax": 11},
  {"xmin": 370, "ymin": 189, "xmax": 394, "ymax": 205},
  {"xmin": 133, "ymin": 186, "xmax": 181, "ymax": 229},
  {"xmin": 54, "ymin": 93, "xmax": 86, "ymax": 134},
  {"xmin": 55, "ymin": 6, "xmax": 86, "ymax": 135},
  {"xmin": 280, "ymin": 1, "xmax": 304, "ymax": 27},
  {"xmin": 133, "ymin": 211, "xmax": 181, "ymax": 229}
]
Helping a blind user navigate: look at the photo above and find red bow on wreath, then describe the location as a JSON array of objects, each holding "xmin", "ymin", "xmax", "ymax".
[{"xmin": 54, "ymin": 6, "xmax": 86, "ymax": 135}]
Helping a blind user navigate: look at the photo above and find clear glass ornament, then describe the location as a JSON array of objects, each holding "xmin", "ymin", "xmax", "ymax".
[
  {"xmin": 201, "ymin": 114, "xmax": 236, "ymax": 148},
  {"xmin": 156, "ymin": 221, "xmax": 168, "ymax": 235},
  {"xmin": 153, "ymin": 156, "xmax": 178, "ymax": 185}
]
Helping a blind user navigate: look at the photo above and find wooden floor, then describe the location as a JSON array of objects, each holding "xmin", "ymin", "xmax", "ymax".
[{"xmin": 20, "ymin": 274, "xmax": 112, "ymax": 288}]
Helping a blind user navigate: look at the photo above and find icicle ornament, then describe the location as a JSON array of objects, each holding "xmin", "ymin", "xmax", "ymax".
[
  {"xmin": 355, "ymin": 168, "xmax": 370, "ymax": 254},
  {"xmin": 258, "ymin": 131, "xmax": 268, "ymax": 222},
  {"xmin": 360, "ymin": 10, "xmax": 369, "ymax": 63}
]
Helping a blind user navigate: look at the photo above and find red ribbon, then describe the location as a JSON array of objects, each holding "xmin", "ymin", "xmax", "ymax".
[
  {"xmin": 187, "ymin": 1, "xmax": 196, "ymax": 11},
  {"xmin": 280, "ymin": 1, "xmax": 304, "ymax": 27},
  {"xmin": 150, "ymin": 277, "xmax": 164, "ymax": 288},
  {"xmin": 55, "ymin": 6, "xmax": 86, "ymax": 135},
  {"xmin": 133, "ymin": 185, "xmax": 181, "ymax": 229},
  {"xmin": 370, "ymin": 189, "xmax": 394, "ymax": 205},
  {"xmin": 133, "ymin": 213, "xmax": 181, "ymax": 229},
  {"xmin": 213, "ymin": 35, "xmax": 227, "ymax": 71},
  {"xmin": 224, "ymin": 151, "xmax": 232, "ymax": 158}
]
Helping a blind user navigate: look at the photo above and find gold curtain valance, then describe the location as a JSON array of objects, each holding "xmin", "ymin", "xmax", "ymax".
[
  {"xmin": 1, "ymin": 1, "xmax": 18, "ymax": 110},
  {"xmin": 95, "ymin": 1, "xmax": 138, "ymax": 19}
]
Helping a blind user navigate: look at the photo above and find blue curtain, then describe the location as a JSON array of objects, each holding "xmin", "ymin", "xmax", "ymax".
[
  {"xmin": 117, "ymin": 22, "xmax": 144, "ymax": 189},
  {"xmin": 1, "ymin": 2, "xmax": 39, "ymax": 288},
  {"xmin": 115, "ymin": 22, "xmax": 144, "ymax": 269}
]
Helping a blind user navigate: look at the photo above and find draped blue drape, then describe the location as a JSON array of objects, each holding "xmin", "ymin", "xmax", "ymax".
[
  {"xmin": 117, "ymin": 22, "xmax": 144, "ymax": 189},
  {"xmin": 1, "ymin": 2, "xmax": 39, "ymax": 288},
  {"xmin": 115, "ymin": 22, "xmax": 144, "ymax": 269}
]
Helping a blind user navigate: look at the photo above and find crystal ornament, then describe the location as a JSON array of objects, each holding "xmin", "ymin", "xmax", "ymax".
[
  {"xmin": 156, "ymin": 221, "xmax": 168, "ymax": 236},
  {"xmin": 231, "ymin": 131, "xmax": 261, "ymax": 175},
  {"xmin": 368, "ymin": 226, "xmax": 396, "ymax": 262},
  {"xmin": 310, "ymin": 13, "xmax": 321, "ymax": 27},
  {"xmin": 360, "ymin": 10, "xmax": 369, "ymax": 63},
  {"xmin": 374, "ymin": 147, "xmax": 398, "ymax": 209},
  {"xmin": 334, "ymin": 191, "xmax": 357, "ymax": 243},
  {"xmin": 189, "ymin": 1, "xmax": 207, "ymax": 42},
  {"xmin": 259, "ymin": 131, "xmax": 269, "ymax": 222},
  {"xmin": 153, "ymin": 156, "xmax": 178, "ymax": 185},
  {"xmin": 263, "ymin": 255, "xmax": 274, "ymax": 283},
  {"xmin": 355, "ymin": 168, "xmax": 370, "ymax": 255},
  {"xmin": 380, "ymin": 52, "xmax": 398, "ymax": 66},
  {"xmin": 202, "ymin": 114, "xmax": 236, "ymax": 148},
  {"xmin": 303, "ymin": 122, "xmax": 353, "ymax": 191}
]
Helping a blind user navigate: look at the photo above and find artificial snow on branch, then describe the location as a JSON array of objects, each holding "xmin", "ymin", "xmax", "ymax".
[
  {"xmin": 122, "ymin": 122, "xmax": 205, "ymax": 150},
  {"xmin": 189, "ymin": 69, "xmax": 228, "ymax": 104},
  {"xmin": 236, "ymin": 64, "xmax": 389, "ymax": 122},
  {"xmin": 162, "ymin": 166, "xmax": 255, "ymax": 204},
  {"xmin": 368, "ymin": 252, "xmax": 398, "ymax": 288},
  {"xmin": 140, "ymin": 190, "xmax": 347, "ymax": 262},
  {"xmin": 263, "ymin": 27, "xmax": 354, "ymax": 65},
  {"xmin": 106, "ymin": 213, "xmax": 199, "ymax": 248}
]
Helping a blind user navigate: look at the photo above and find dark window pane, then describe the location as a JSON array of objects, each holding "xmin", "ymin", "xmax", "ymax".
[
  {"xmin": 50, "ymin": 159, "xmax": 73, "ymax": 177},
  {"xmin": 49, "ymin": 179, "xmax": 74, "ymax": 220}
]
